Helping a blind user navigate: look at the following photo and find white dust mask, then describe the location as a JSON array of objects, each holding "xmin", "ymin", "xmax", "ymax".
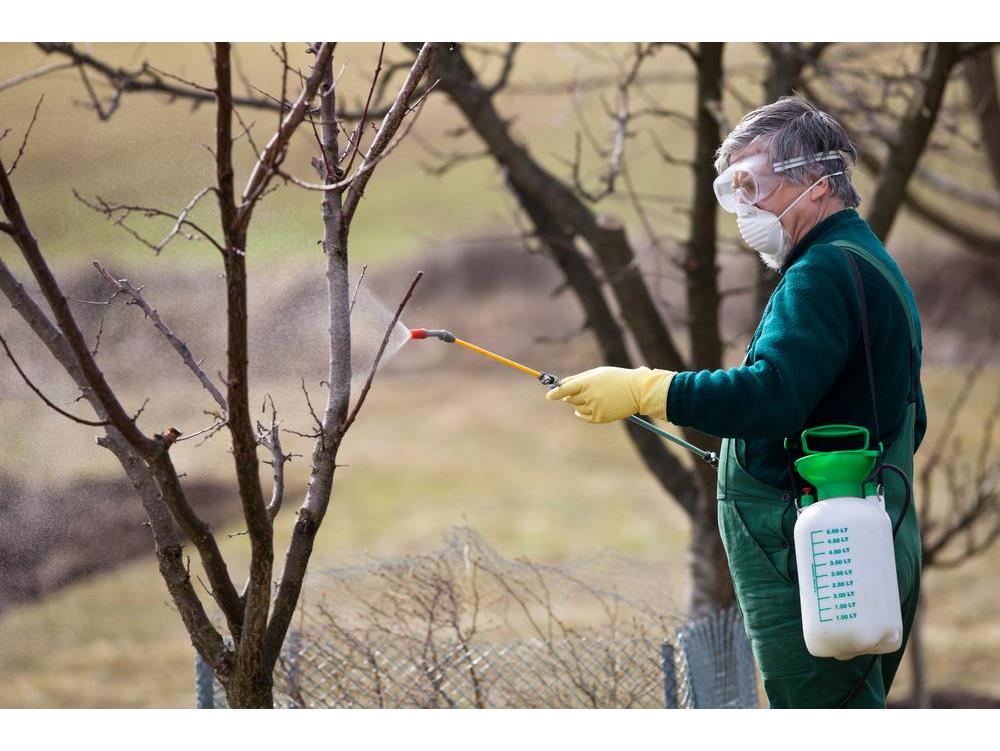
[{"xmin": 735, "ymin": 172, "xmax": 844, "ymax": 269}]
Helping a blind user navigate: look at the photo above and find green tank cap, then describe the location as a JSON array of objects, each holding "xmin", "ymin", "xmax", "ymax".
[{"xmin": 794, "ymin": 425, "xmax": 878, "ymax": 501}]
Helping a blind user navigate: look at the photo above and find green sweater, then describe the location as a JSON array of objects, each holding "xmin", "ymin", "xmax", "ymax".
[{"xmin": 667, "ymin": 208, "xmax": 927, "ymax": 490}]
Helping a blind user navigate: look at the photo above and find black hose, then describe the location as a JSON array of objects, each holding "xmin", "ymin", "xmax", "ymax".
[
  {"xmin": 835, "ymin": 461, "xmax": 913, "ymax": 708},
  {"xmin": 881, "ymin": 463, "xmax": 913, "ymax": 539}
]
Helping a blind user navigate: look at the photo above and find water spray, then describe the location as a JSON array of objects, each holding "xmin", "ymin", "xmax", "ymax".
[{"xmin": 409, "ymin": 328, "xmax": 718, "ymax": 468}]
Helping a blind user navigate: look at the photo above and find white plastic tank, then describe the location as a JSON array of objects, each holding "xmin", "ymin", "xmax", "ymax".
[{"xmin": 794, "ymin": 488, "xmax": 903, "ymax": 660}]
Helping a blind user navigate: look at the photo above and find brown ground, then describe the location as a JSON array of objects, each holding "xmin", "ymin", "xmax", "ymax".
[
  {"xmin": 0, "ymin": 475, "xmax": 237, "ymax": 612},
  {"xmin": 0, "ymin": 238, "xmax": 997, "ymax": 706}
]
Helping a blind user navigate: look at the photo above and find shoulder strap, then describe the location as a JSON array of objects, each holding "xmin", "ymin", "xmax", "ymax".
[
  {"xmin": 842, "ymin": 251, "xmax": 881, "ymax": 446},
  {"xmin": 831, "ymin": 239, "xmax": 919, "ymax": 404}
]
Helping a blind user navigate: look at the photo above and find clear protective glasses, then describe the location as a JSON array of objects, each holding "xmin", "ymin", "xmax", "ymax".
[{"xmin": 713, "ymin": 150, "xmax": 845, "ymax": 213}]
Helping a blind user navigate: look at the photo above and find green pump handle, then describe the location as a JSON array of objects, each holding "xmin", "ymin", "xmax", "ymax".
[{"xmin": 799, "ymin": 424, "xmax": 870, "ymax": 454}]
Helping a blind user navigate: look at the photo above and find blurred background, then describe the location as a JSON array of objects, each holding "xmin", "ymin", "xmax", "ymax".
[{"xmin": 0, "ymin": 42, "xmax": 997, "ymax": 707}]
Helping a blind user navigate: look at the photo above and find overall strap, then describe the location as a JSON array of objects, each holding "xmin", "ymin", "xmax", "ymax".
[
  {"xmin": 831, "ymin": 239, "xmax": 919, "ymax": 404},
  {"xmin": 842, "ymin": 251, "xmax": 881, "ymax": 446}
]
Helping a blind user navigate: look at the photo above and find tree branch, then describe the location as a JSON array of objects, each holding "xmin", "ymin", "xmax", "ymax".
[
  {"xmin": 28, "ymin": 42, "xmax": 392, "ymax": 122},
  {"xmin": 963, "ymin": 46, "xmax": 1000, "ymax": 190},
  {"xmin": 72, "ymin": 190, "xmax": 225, "ymax": 255},
  {"xmin": 256, "ymin": 394, "xmax": 291, "ymax": 524},
  {"xmin": 518, "ymin": 191, "xmax": 701, "ymax": 519},
  {"xmin": 486, "ymin": 43, "xmax": 521, "ymax": 96},
  {"xmin": 264, "ymin": 43, "xmax": 419, "ymax": 666},
  {"xmin": 342, "ymin": 43, "xmax": 386, "ymax": 178},
  {"xmin": 424, "ymin": 43, "xmax": 688, "ymax": 374},
  {"xmin": 235, "ymin": 43, "xmax": 335, "ymax": 230},
  {"xmin": 340, "ymin": 271, "xmax": 422, "ymax": 435},
  {"xmin": 802, "ymin": 78, "xmax": 1000, "ymax": 259},
  {"xmin": 0, "ymin": 253, "xmax": 231, "ymax": 675},
  {"xmin": 865, "ymin": 43, "xmax": 961, "ymax": 241},
  {"xmin": 0, "ymin": 159, "xmax": 154, "ymax": 454},
  {"xmin": 0, "ymin": 61, "xmax": 75, "ymax": 93},
  {"xmin": 213, "ymin": 41, "xmax": 273, "ymax": 693},
  {"xmin": 5, "ymin": 95, "xmax": 44, "ymax": 176},
  {"xmin": 91, "ymin": 261, "xmax": 228, "ymax": 412},
  {"xmin": 264, "ymin": 58, "xmax": 338, "ymax": 668},
  {"xmin": 342, "ymin": 42, "xmax": 438, "ymax": 225},
  {"xmin": 0, "ymin": 330, "xmax": 111, "ymax": 426}
]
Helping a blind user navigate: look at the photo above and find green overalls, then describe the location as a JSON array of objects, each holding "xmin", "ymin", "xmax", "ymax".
[{"xmin": 717, "ymin": 241, "xmax": 923, "ymax": 708}]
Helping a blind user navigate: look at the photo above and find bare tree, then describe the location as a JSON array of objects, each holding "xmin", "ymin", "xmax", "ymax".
[
  {"xmin": 801, "ymin": 43, "xmax": 1000, "ymax": 258},
  {"xmin": 7, "ymin": 42, "xmax": 997, "ymax": 697},
  {"xmin": 0, "ymin": 41, "xmax": 437, "ymax": 707},
  {"xmin": 403, "ymin": 42, "xmax": 729, "ymax": 613},
  {"xmin": 388, "ymin": 42, "xmax": 998, "ymax": 616}
]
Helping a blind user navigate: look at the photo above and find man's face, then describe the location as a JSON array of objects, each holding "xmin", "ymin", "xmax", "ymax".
[{"xmin": 729, "ymin": 145, "xmax": 830, "ymax": 220}]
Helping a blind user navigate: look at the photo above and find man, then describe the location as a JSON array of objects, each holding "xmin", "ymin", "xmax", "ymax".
[{"xmin": 546, "ymin": 97, "xmax": 926, "ymax": 708}]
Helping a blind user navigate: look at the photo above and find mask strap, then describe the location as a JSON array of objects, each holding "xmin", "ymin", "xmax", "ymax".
[{"xmin": 777, "ymin": 171, "xmax": 844, "ymax": 220}]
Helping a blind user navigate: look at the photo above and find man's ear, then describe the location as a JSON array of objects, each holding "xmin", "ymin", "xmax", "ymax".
[{"xmin": 809, "ymin": 175, "xmax": 831, "ymax": 201}]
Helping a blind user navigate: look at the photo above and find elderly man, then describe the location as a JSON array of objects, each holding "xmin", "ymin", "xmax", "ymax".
[{"xmin": 547, "ymin": 97, "xmax": 926, "ymax": 708}]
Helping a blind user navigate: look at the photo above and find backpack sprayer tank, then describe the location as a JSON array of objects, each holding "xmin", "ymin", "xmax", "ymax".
[{"xmin": 791, "ymin": 425, "xmax": 903, "ymax": 660}]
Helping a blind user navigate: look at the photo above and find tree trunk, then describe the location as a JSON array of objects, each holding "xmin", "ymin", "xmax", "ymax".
[
  {"xmin": 964, "ymin": 46, "xmax": 1000, "ymax": 190},
  {"xmin": 226, "ymin": 671, "xmax": 274, "ymax": 709},
  {"xmin": 752, "ymin": 44, "xmax": 808, "ymax": 318},
  {"xmin": 425, "ymin": 42, "xmax": 737, "ymax": 614},
  {"xmin": 685, "ymin": 43, "xmax": 733, "ymax": 614},
  {"xmin": 689, "ymin": 465, "xmax": 735, "ymax": 615},
  {"xmin": 909, "ymin": 593, "xmax": 931, "ymax": 708},
  {"xmin": 866, "ymin": 43, "xmax": 959, "ymax": 242}
]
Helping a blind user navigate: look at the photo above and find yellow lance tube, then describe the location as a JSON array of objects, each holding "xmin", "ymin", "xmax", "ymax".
[
  {"xmin": 408, "ymin": 327, "xmax": 718, "ymax": 468},
  {"xmin": 452, "ymin": 337, "xmax": 543, "ymax": 379}
]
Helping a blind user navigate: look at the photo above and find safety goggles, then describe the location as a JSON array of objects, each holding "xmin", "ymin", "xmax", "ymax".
[{"xmin": 713, "ymin": 150, "xmax": 844, "ymax": 213}]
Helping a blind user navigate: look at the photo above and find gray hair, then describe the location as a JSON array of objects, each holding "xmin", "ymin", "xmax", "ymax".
[{"xmin": 715, "ymin": 96, "xmax": 861, "ymax": 207}]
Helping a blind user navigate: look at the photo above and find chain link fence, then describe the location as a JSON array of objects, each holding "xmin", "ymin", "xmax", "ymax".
[{"xmin": 196, "ymin": 528, "xmax": 758, "ymax": 708}]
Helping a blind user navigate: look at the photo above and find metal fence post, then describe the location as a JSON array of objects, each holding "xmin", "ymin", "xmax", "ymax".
[
  {"xmin": 195, "ymin": 652, "xmax": 215, "ymax": 709},
  {"xmin": 285, "ymin": 629, "xmax": 302, "ymax": 708},
  {"xmin": 660, "ymin": 641, "xmax": 678, "ymax": 708}
]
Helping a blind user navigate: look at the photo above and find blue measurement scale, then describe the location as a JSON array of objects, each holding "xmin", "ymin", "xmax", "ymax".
[{"xmin": 810, "ymin": 527, "xmax": 856, "ymax": 623}]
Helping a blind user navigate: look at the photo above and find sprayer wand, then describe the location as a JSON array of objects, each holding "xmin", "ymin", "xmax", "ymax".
[{"xmin": 410, "ymin": 328, "xmax": 719, "ymax": 468}]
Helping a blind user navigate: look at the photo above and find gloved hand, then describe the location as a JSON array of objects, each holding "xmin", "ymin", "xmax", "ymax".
[{"xmin": 545, "ymin": 366, "xmax": 676, "ymax": 423}]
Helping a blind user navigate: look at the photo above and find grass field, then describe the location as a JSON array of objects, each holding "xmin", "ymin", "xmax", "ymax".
[
  {"xmin": 0, "ymin": 328, "xmax": 997, "ymax": 706},
  {"xmin": 1, "ymin": 367, "xmax": 998, "ymax": 707},
  {"xmin": 1, "ymin": 42, "xmax": 998, "ymax": 707}
]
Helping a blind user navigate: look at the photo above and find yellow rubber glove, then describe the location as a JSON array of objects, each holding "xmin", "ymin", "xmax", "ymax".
[{"xmin": 545, "ymin": 366, "xmax": 676, "ymax": 424}]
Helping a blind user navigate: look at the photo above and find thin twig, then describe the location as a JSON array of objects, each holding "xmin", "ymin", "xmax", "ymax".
[
  {"xmin": 6, "ymin": 95, "xmax": 44, "ymax": 175},
  {"xmin": 76, "ymin": 62, "xmax": 121, "ymax": 120},
  {"xmin": 340, "ymin": 271, "xmax": 422, "ymax": 435},
  {"xmin": 281, "ymin": 78, "xmax": 439, "ymax": 193},
  {"xmin": 90, "ymin": 315, "xmax": 105, "ymax": 357},
  {"xmin": 342, "ymin": 43, "xmax": 438, "ymax": 224},
  {"xmin": 92, "ymin": 260, "xmax": 228, "ymax": 412},
  {"xmin": 349, "ymin": 264, "xmax": 368, "ymax": 316},
  {"xmin": 144, "ymin": 63, "xmax": 215, "ymax": 94},
  {"xmin": 176, "ymin": 419, "xmax": 229, "ymax": 444},
  {"xmin": 0, "ymin": 61, "xmax": 76, "ymax": 93},
  {"xmin": 73, "ymin": 190, "xmax": 226, "ymax": 255},
  {"xmin": 297, "ymin": 376, "xmax": 324, "ymax": 438},
  {"xmin": 0, "ymin": 331, "xmax": 111, "ymax": 426},
  {"xmin": 154, "ymin": 186, "xmax": 217, "ymax": 254},
  {"xmin": 256, "ymin": 393, "xmax": 288, "ymax": 524},
  {"xmin": 343, "ymin": 43, "xmax": 386, "ymax": 177}
]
